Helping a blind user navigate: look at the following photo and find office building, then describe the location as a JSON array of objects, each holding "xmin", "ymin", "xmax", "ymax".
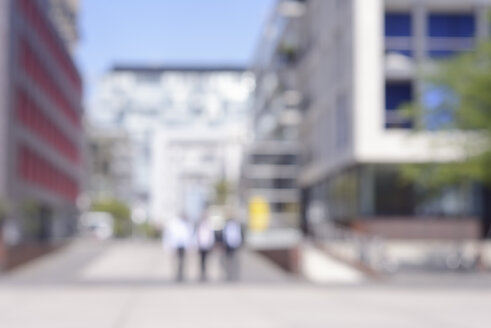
[
  {"xmin": 0, "ymin": 0, "xmax": 84, "ymax": 267},
  {"xmin": 293, "ymin": 0, "xmax": 491, "ymax": 238}
]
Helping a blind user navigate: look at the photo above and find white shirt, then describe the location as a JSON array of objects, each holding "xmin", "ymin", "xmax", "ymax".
[
  {"xmin": 164, "ymin": 218, "xmax": 192, "ymax": 250},
  {"xmin": 223, "ymin": 220, "xmax": 242, "ymax": 249},
  {"xmin": 196, "ymin": 221, "xmax": 215, "ymax": 251}
]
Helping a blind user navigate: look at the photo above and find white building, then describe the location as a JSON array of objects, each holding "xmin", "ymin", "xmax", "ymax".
[
  {"xmin": 89, "ymin": 66, "xmax": 254, "ymax": 222},
  {"xmin": 291, "ymin": 0, "xmax": 491, "ymax": 238},
  {"xmin": 152, "ymin": 125, "xmax": 245, "ymax": 223}
]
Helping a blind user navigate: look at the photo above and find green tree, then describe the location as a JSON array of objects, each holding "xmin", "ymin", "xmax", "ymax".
[
  {"xmin": 214, "ymin": 179, "xmax": 231, "ymax": 206},
  {"xmin": 402, "ymin": 41, "xmax": 491, "ymax": 238},
  {"xmin": 91, "ymin": 199, "xmax": 132, "ymax": 238},
  {"xmin": 0, "ymin": 198, "xmax": 8, "ymax": 227},
  {"xmin": 20, "ymin": 200, "xmax": 41, "ymax": 240}
]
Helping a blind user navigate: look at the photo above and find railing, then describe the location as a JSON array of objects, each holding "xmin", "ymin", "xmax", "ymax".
[
  {"xmin": 311, "ymin": 223, "xmax": 397, "ymax": 274},
  {"xmin": 310, "ymin": 222, "xmax": 489, "ymax": 274}
]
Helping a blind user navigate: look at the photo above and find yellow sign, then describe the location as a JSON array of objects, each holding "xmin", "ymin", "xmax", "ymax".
[{"xmin": 248, "ymin": 196, "xmax": 270, "ymax": 232}]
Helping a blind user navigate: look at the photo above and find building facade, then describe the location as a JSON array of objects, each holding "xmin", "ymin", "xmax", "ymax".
[
  {"xmin": 242, "ymin": 0, "xmax": 306, "ymax": 250},
  {"xmin": 89, "ymin": 66, "xmax": 254, "ymax": 223},
  {"xmin": 0, "ymin": 0, "xmax": 84, "ymax": 264},
  {"xmin": 87, "ymin": 127, "xmax": 133, "ymax": 204},
  {"xmin": 47, "ymin": 0, "xmax": 80, "ymax": 52},
  {"xmin": 294, "ymin": 0, "xmax": 491, "ymax": 238}
]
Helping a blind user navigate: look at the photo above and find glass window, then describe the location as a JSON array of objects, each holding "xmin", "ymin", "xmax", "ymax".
[
  {"xmin": 385, "ymin": 13, "xmax": 412, "ymax": 37},
  {"xmin": 428, "ymin": 14, "xmax": 475, "ymax": 38},
  {"xmin": 385, "ymin": 82, "xmax": 413, "ymax": 129},
  {"xmin": 374, "ymin": 167, "xmax": 414, "ymax": 216},
  {"xmin": 385, "ymin": 13, "xmax": 413, "ymax": 56}
]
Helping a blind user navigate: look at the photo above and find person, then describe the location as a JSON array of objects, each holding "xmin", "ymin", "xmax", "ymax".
[
  {"xmin": 222, "ymin": 216, "xmax": 243, "ymax": 281},
  {"xmin": 195, "ymin": 215, "xmax": 215, "ymax": 281},
  {"xmin": 164, "ymin": 214, "xmax": 193, "ymax": 282}
]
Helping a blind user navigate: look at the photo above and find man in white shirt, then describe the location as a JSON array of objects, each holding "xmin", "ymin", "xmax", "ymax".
[
  {"xmin": 196, "ymin": 216, "xmax": 215, "ymax": 281},
  {"xmin": 164, "ymin": 215, "xmax": 193, "ymax": 282}
]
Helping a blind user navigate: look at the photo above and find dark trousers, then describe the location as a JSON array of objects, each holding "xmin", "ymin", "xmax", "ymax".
[
  {"xmin": 176, "ymin": 247, "xmax": 185, "ymax": 282},
  {"xmin": 199, "ymin": 249, "xmax": 210, "ymax": 281},
  {"xmin": 225, "ymin": 247, "xmax": 240, "ymax": 281}
]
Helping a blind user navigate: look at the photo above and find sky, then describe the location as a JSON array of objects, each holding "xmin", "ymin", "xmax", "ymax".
[{"xmin": 76, "ymin": 0, "xmax": 275, "ymax": 100}]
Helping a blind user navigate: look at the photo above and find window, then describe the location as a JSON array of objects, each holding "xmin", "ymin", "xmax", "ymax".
[
  {"xmin": 385, "ymin": 13, "xmax": 412, "ymax": 57},
  {"xmin": 385, "ymin": 13, "xmax": 412, "ymax": 37},
  {"xmin": 428, "ymin": 13, "xmax": 476, "ymax": 58},
  {"xmin": 374, "ymin": 167, "xmax": 414, "ymax": 216},
  {"xmin": 385, "ymin": 82, "xmax": 413, "ymax": 129},
  {"xmin": 428, "ymin": 14, "xmax": 475, "ymax": 38}
]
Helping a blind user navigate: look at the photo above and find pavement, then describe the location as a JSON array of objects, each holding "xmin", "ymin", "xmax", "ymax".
[{"xmin": 0, "ymin": 238, "xmax": 490, "ymax": 327}]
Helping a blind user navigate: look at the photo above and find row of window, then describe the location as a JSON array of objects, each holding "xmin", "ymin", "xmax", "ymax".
[
  {"xmin": 18, "ymin": 0, "xmax": 82, "ymax": 97},
  {"xmin": 18, "ymin": 145, "xmax": 79, "ymax": 202},
  {"xmin": 16, "ymin": 87, "xmax": 79, "ymax": 164},
  {"xmin": 304, "ymin": 166, "xmax": 477, "ymax": 222},
  {"xmin": 386, "ymin": 13, "xmax": 475, "ymax": 37},
  {"xmin": 20, "ymin": 38, "xmax": 80, "ymax": 128},
  {"xmin": 385, "ymin": 12, "xmax": 476, "ymax": 58}
]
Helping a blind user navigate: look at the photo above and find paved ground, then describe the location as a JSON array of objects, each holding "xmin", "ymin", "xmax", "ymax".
[{"xmin": 0, "ymin": 239, "xmax": 490, "ymax": 327}]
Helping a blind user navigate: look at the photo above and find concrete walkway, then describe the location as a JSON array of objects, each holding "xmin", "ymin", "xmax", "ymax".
[
  {"xmin": 1, "ymin": 239, "xmax": 293, "ymax": 285},
  {"xmin": 0, "ymin": 239, "xmax": 490, "ymax": 327}
]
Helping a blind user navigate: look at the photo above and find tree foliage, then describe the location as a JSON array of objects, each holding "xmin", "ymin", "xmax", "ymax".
[
  {"xmin": 402, "ymin": 42, "xmax": 491, "ymax": 188},
  {"xmin": 214, "ymin": 179, "xmax": 231, "ymax": 206},
  {"xmin": 0, "ymin": 198, "xmax": 8, "ymax": 226},
  {"xmin": 91, "ymin": 198, "xmax": 132, "ymax": 238}
]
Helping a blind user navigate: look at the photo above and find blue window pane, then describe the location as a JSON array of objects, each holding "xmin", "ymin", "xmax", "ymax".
[
  {"xmin": 385, "ymin": 82, "xmax": 413, "ymax": 129},
  {"xmin": 385, "ymin": 13, "xmax": 412, "ymax": 37},
  {"xmin": 386, "ymin": 83, "xmax": 412, "ymax": 110},
  {"xmin": 428, "ymin": 14, "xmax": 475, "ymax": 38}
]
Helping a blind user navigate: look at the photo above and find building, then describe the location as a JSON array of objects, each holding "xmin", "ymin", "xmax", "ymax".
[
  {"xmin": 87, "ymin": 127, "xmax": 133, "ymax": 204},
  {"xmin": 292, "ymin": 0, "xmax": 491, "ymax": 239},
  {"xmin": 46, "ymin": 0, "xmax": 80, "ymax": 52},
  {"xmin": 89, "ymin": 66, "xmax": 254, "ymax": 223},
  {"xmin": 152, "ymin": 125, "xmax": 245, "ymax": 224},
  {"xmin": 240, "ymin": 0, "xmax": 306, "ymax": 257},
  {"xmin": 0, "ymin": 0, "xmax": 84, "ymax": 268}
]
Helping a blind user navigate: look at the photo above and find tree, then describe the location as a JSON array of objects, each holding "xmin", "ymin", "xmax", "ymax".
[
  {"xmin": 0, "ymin": 198, "xmax": 8, "ymax": 227},
  {"xmin": 402, "ymin": 41, "xmax": 491, "ymax": 238},
  {"xmin": 91, "ymin": 199, "xmax": 132, "ymax": 238},
  {"xmin": 214, "ymin": 179, "xmax": 232, "ymax": 206}
]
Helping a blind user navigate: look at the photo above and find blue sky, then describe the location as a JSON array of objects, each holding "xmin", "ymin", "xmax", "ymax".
[{"xmin": 76, "ymin": 0, "xmax": 274, "ymax": 99}]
